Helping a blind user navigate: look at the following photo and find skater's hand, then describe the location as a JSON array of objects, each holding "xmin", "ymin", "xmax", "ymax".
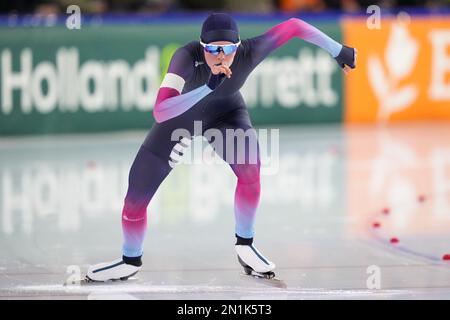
[
  {"xmin": 342, "ymin": 65, "xmax": 353, "ymax": 76},
  {"xmin": 211, "ymin": 62, "xmax": 232, "ymax": 79},
  {"xmin": 335, "ymin": 46, "xmax": 357, "ymax": 75},
  {"xmin": 207, "ymin": 62, "xmax": 231, "ymax": 90}
]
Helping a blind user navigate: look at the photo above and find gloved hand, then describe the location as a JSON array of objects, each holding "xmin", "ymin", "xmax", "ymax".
[{"xmin": 335, "ymin": 45, "xmax": 357, "ymax": 69}]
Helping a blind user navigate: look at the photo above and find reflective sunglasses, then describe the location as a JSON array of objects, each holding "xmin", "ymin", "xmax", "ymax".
[{"xmin": 200, "ymin": 40, "xmax": 241, "ymax": 56}]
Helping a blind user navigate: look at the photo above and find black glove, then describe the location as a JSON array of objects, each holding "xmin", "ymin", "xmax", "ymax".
[
  {"xmin": 206, "ymin": 72, "xmax": 227, "ymax": 90},
  {"xmin": 335, "ymin": 45, "xmax": 356, "ymax": 69}
]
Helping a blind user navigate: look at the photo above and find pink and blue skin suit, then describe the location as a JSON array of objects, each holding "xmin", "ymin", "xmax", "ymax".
[{"xmin": 122, "ymin": 18, "xmax": 344, "ymax": 258}]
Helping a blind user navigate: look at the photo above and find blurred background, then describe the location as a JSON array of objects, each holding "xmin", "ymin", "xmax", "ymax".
[
  {"xmin": 1, "ymin": 0, "xmax": 450, "ymax": 299},
  {"xmin": 1, "ymin": 0, "xmax": 449, "ymax": 134},
  {"xmin": 1, "ymin": 0, "xmax": 449, "ymax": 15}
]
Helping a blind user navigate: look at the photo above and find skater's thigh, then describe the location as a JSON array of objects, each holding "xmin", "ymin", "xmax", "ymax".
[
  {"xmin": 128, "ymin": 145, "xmax": 173, "ymax": 195},
  {"xmin": 205, "ymin": 108, "xmax": 260, "ymax": 166},
  {"xmin": 127, "ymin": 118, "xmax": 195, "ymax": 200},
  {"xmin": 143, "ymin": 117, "xmax": 196, "ymax": 164}
]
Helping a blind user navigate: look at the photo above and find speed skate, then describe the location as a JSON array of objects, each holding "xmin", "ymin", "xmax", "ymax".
[
  {"xmin": 63, "ymin": 258, "xmax": 142, "ymax": 286},
  {"xmin": 235, "ymin": 244, "xmax": 286, "ymax": 288}
]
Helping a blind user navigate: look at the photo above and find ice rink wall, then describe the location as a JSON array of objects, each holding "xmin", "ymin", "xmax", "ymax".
[{"xmin": 0, "ymin": 13, "xmax": 449, "ymax": 135}]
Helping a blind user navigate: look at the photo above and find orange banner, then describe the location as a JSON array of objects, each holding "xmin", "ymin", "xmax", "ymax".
[{"xmin": 343, "ymin": 17, "xmax": 450, "ymax": 123}]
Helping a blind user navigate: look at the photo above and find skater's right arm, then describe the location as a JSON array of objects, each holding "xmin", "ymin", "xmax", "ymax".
[{"xmin": 153, "ymin": 47, "xmax": 222, "ymax": 123}]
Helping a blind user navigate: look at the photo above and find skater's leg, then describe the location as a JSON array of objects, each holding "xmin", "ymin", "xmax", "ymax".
[
  {"xmin": 231, "ymin": 153, "xmax": 277, "ymax": 275},
  {"xmin": 205, "ymin": 108, "xmax": 261, "ymax": 240},
  {"xmin": 122, "ymin": 145, "xmax": 172, "ymax": 259},
  {"xmin": 87, "ymin": 118, "xmax": 194, "ymax": 281},
  {"xmin": 205, "ymin": 107, "xmax": 275, "ymax": 275},
  {"xmin": 86, "ymin": 145, "xmax": 172, "ymax": 281},
  {"xmin": 230, "ymin": 153, "xmax": 261, "ymax": 240}
]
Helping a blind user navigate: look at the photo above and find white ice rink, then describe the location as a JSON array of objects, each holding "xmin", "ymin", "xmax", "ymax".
[{"xmin": 1, "ymin": 123, "xmax": 450, "ymax": 299}]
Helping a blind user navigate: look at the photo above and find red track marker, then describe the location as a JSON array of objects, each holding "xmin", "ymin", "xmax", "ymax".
[
  {"xmin": 372, "ymin": 222, "xmax": 381, "ymax": 228},
  {"xmin": 418, "ymin": 195, "xmax": 426, "ymax": 203},
  {"xmin": 390, "ymin": 237, "xmax": 399, "ymax": 244},
  {"xmin": 443, "ymin": 254, "xmax": 450, "ymax": 261},
  {"xmin": 382, "ymin": 207, "xmax": 390, "ymax": 215}
]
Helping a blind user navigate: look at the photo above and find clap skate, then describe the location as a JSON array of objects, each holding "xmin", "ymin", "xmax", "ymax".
[
  {"xmin": 238, "ymin": 256, "xmax": 275, "ymax": 279},
  {"xmin": 234, "ymin": 239, "xmax": 286, "ymax": 288},
  {"xmin": 64, "ymin": 256, "xmax": 142, "ymax": 286}
]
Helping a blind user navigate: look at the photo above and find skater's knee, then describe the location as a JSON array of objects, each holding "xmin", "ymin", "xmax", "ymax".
[
  {"xmin": 122, "ymin": 196, "xmax": 147, "ymax": 221},
  {"xmin": 234, "ymin": 163, "xmax": 260, "ymax": 185}
]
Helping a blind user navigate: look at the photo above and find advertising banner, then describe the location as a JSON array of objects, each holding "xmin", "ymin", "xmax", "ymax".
[{"xmin": 0, "ymin": 20, "xmax": 343, "ymax": 135}]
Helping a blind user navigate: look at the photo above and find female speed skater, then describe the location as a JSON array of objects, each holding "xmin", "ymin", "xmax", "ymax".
[{"xmin": 86, "ymin": 13, "xmax": 356, "ymax": 282}]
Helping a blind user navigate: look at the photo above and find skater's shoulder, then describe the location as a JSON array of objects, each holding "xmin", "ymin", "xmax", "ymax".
[
  {"xmin": 170, "ymin": 41, "xmax": 202, "ymax": 66},
  {"xmin": 180, "ymin": 41, "xmax": 203, "ymax": 56},
  {"xmin": 236, "ymin": 37, "xmax": 259, "ymax": 59},
  {"xmin": 241, "ymin": 34, "xmax": 267, "ymax": 50}
]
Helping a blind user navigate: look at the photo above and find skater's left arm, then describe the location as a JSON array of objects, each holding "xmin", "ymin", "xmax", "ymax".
[{"xmin": 248, "ymin": 18, "xmax": 356, "ymax": 73}]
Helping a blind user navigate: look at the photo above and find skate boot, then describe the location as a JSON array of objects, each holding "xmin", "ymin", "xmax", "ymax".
[
  {"xmin": 235, "ymin": 235, "xmax": 276, "ymax": 279},
  {"xmin": 86, "ymin": 255, "xmax": 142, "ymax": 282}
]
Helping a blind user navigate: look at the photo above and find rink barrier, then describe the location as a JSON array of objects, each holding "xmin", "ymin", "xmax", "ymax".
[
  {"xmin": 1, "ymin": 12, "xmax": 450, "ymax": 135},
  {"xmin": 0, "ymin": 16, "xmax": 342, "ymax": 135}
]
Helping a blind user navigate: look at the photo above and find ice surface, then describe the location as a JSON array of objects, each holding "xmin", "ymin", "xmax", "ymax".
[{"xmin": 1, "ymin": 123, "xmax": 450, "ymax": 299}]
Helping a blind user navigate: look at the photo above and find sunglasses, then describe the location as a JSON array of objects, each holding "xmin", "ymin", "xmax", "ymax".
[{"xmin": 200, "ymin": 40, "xmax": 241, "ymax": 56}]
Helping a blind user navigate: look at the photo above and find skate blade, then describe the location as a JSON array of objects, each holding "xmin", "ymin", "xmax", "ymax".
[
  {"xmin": 63, "ymin": 276, "xmax": 138, "ymax": 287},
  {"xmin": 240, "ymin": 271, "xmax": 287, "ymax": 289}
]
